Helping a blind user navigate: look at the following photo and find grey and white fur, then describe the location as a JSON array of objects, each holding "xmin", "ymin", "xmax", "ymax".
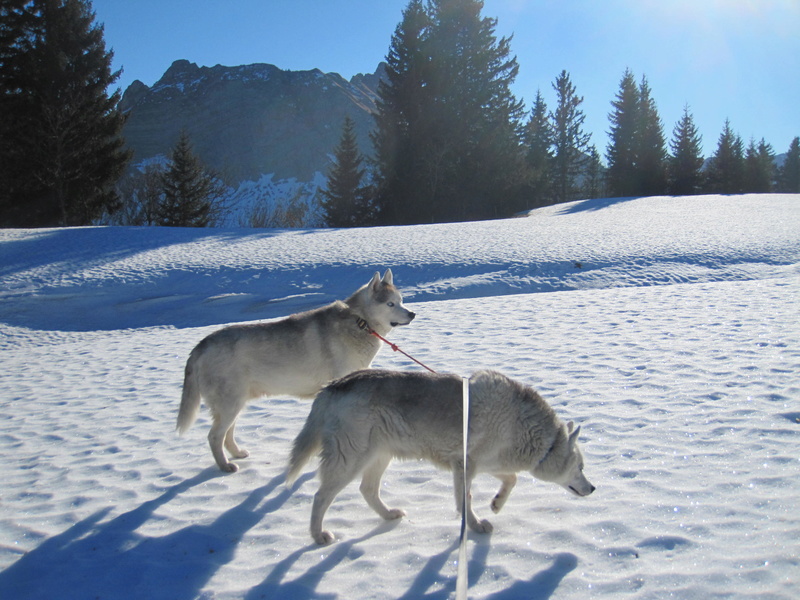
[
  {"xmin": 287, "ymin": 369, "xmax": 595, "ymax": 545},
  {"xmin": 177, "ymin": 269, "xmax": 415, "ymax": 473}
]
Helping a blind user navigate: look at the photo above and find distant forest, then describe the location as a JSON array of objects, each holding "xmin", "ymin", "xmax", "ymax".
[{"xmin": 2, "ymin": 0, "xmax": 799, "ymax": 228}]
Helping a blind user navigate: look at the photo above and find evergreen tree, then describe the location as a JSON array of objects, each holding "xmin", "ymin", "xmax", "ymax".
[
  {"xmin": 706, "ymin": 119, "xmax": 744, "ymax": 194},
  {"xmin": 0, "ymin": 0, "xmax": 36, "ymax": 221},
  {"xmin": 157, "ymin": 132, "xmax": 227, "ymax": 227},
  {"xmin": 777, "ymin": 136, "xmax": 800, "ymax": 193},
  {"xmin": 372, "ymin": 0, "xmax": 524, "ymax": 224},
  {"xmin": 322, "ymin": 116, "xmax": 373, "ymax": 227},
  {"xmin": 371, "ymin": 0, "xmax": 431, "ymax": 225},
  {"xmin": 605, "ymin": 69, "xmax": 639, "ymax": 197},
  {"xmin": 636, "ymin": 75, "xmax": 668, "ymax": 195},
  {"xmin": 668, "ymin": 105, "xmax": 704, "ymax": 195},
  {"xmin": 0, "ymin": 0, "xmax": 129, "ymax": 226},
  {"xmin": 550, "ymin": 70, "xmax": 591, "ymax": 204},
  {"xmin": 521, "ymin": 89, "xmax": 554, "ymax": 207},
  {"xmin": 743, "ymin": 138, "xmax": 775, "ymax": 193},
  {"xmin": 583, "ymin": 144, "xmax": 604, "ymax": 199}
]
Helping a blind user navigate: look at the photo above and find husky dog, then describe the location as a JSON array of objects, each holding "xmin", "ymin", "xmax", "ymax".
[
  {"xmin": 177, "ymin": 269, "xmax": 415, "ymax": 473},
  {"xmin": 287, "ymin": 369, "xmax": 595, "ymax": 545}
]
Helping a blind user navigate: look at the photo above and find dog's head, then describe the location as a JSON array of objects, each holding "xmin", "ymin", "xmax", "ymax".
[
  {"xmin": 349, "ymin": 269, "xmax": 415, "ymax": 335},
  {"xmin": 532, "ymin": 421, "xmax": 595, "ymax": 497}
]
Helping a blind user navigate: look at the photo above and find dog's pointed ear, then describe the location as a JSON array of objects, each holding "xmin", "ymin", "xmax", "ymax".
[
  {"xmin": 568, "ymin": 425, "xmax": 581, "ymax": 448},
  {"xmin": 567, "ymin": 420, "xmax": 574, "ymax": 433},
  {"xmin": 381, "ymin": 268, "xmax": 393, "ymax": 286},
  {"xmin": 370, "ymin": 271, "xmax": 382, "ymax": 291}
]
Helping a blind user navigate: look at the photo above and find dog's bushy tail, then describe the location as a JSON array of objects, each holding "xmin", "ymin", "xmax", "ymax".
[
  {"xmin": 176, "ymin": 349, "xmax": 202, "ymax": 435},
  {"xmin": 286, "ymin": 394, "xmax": 327, "ymax": 485}
]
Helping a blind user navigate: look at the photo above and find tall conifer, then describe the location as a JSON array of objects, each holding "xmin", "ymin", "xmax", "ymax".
[
  {"xmin": 777, "ymin": 137, "xmax": 800, "ymax": 193},
  {"xmin": 522, "ymin": 89, "xmax": 554, "ymax": 208},
  {"xmin": 322, "ymin": 116, "xmax": 372, "ymax": 227},
  {"xmin": 706, "ymin": 119, "xmax": 745, "ymax": 194},
  {"xmin": 157, "ymin": 132, "xmax": 226, "ymax": 227},
  {"xmin": 550, "ymin": 70, "xmax": 591, "ymax": 204},
  {"xmin": 743, "ymin": 138, "xmax": 775, "ymax": 193},
  {"xmin": 0, "ymin": 0, "xmax": 129, "ymax": 226},
  {"xmin": 606, "ymin": 69, "xmax": 639, "ymax": 197},
  {"xmin": 371, "ymin": 0, "xmax": 431, "ymax": 224},
  {"xmin": 373, "ymin": 0, "xmax": 523, "ymax": 223},
  {"xmin": 668, "ymin": 105, "xmax": 704, "ymax": 195},
  {"xmin": 636, "ymin": 76, "xmax": 667, "ymax": 195}
]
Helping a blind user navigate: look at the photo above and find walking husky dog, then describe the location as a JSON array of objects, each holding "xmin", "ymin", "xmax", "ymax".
[
  {"xmin": 177, "ymin": 269, "xmax": 415, "ymax": 473},
  {"xmin": 287, "ymin": 369, "xmax": 595, "ymax": 545}
]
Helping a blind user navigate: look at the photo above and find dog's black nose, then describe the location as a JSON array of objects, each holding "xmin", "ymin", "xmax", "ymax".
[{"xmin": 408, "ymin": 312, "xmax": 416, "ymax": 320}]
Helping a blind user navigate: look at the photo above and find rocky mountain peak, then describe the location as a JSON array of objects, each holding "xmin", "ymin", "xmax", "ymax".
[{"xmin": 120, "ymin": 60, "xmax": 384, "ymax": 183}]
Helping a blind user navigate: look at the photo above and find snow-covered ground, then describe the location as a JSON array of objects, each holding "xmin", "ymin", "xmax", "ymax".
[{"xmin": 1, "ymin": 194, "xmax": 798, "ymax": 599}]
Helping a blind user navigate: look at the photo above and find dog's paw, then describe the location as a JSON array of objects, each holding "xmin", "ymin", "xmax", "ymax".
[
  {"xmin": 220, "ymin": 462, "xmax": 239, "ymax": 473},
  {"xmin": 315, "ymin": 530, "xmax": 335, "ymax": 545},
  {"xmin": 470, "ymin": 519, "xmax": 494, "ymax": 534},
  {"xmin": 385, "ymin": 508, "xmax": 407, "ymax": 520},
  {"xmin": 490, "ymin": 495, "xmax": 506, "ymax": 514},
  {"xmin": 231, "ymin": 448, "xmax": 250, "ymax": 459}
]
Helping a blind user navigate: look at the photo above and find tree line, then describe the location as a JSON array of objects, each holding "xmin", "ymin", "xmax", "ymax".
[
  {"xmin": 323, "ymin": 0, "xmax": 800, "ymax": 227},
  {"xmin": 2, "ymin": 0, "xmax": 799, "ymax": 229}
]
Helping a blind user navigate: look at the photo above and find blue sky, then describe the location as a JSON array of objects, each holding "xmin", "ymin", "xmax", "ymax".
[{"xmin": 92, "ymin": 0, "xmax": 799, "ymax": 157}]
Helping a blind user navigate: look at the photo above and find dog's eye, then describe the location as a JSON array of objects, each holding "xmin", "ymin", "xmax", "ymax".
[{"xmin": 387, "ymin": 302, "xmax": 395, "ymax": 307}]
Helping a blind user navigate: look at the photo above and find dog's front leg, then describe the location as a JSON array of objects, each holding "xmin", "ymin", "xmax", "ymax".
[
  {"xmin": 490, "ymin": 473, "xmax": 517, "ymax": 513},
  {"xmin": 452, "ymin": 463, "xmax": 493, "ymax": 534}
]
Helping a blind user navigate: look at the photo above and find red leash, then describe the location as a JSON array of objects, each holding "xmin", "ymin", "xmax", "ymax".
[{"xmin": 356, "ymin": 319, "xmax": 437, "ymax": 373}]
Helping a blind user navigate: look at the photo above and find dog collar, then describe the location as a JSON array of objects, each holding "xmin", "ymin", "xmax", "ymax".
[{"xmin": 355, "ymin": 317, "xmax": 373, "ymax": 333}]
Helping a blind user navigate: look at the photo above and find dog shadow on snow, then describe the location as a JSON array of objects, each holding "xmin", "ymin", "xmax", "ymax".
[
  {"xmin": 392, "ymin": 536, "xmax": 577, "ymax": 600},
  {"xmin": 0, "ymin": 467, "xmax": 314, "ymax": 600},
  {"xmin": 249, "ymin": 509, "xmax": 576, "ymax": 600},
  {"xmin": 0, "ymin": 466, "xmax": 576, "ymax": 600}
]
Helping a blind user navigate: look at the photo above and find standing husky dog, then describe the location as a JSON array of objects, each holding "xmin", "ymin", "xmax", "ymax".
[
  {"xmin": 287, "ymin": 369, "xmax": 595, "ymax": 545},
  {"xmin": 178, "ymin": 269, "xmax": 415, "ymax": 473}
]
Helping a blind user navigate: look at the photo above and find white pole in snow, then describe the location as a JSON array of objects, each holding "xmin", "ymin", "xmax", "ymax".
[{"xmin": 455, "ymin": 376, "xmax": 470, "ymax": 600}]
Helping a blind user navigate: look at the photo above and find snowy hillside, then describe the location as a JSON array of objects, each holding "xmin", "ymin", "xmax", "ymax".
[{"xmin": 0, "ymin": 194, "xmax": 798, "ymax": 599}]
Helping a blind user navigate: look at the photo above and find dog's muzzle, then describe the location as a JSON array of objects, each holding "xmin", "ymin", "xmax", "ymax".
[{"xmin": 391, "ymin": 311, "xmax": 416, "ymax": 327}]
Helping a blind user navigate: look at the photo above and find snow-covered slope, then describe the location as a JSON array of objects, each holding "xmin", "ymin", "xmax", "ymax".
[{"xmin": 1, "ymin": 194, "xmax": 798, "ymax": 599}]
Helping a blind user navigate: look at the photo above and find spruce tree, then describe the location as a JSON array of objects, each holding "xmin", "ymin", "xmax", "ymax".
[
  {"xmin": 706, "ymin": 119, "xmax": 745, "ymax": 194},
  {"xmin": 605, "ymin": 69, "xmax": 639, "ymax": 197},
  {"xmin": 636, "ymin": 75, "xmax": 668, "ymax": 195},
  {"xmin": 668, "ymin": 105, "xmax": 704, "ymax": 195},
  {"xmin": 0, "ymin": 0, "xmax": 37, "ymax": 222},
  {"xmin": 743, "ymin": 138, "xmax": 775, "ymax": 193},
  {"xmin": 427, "ymin": 0, "xmax": 524, "ymax": 220},
  {"xmin": 777, "ymin": 136, "xmax": 800, "ymax": 193},
  {"xmin": 550, "ymin": 70, "xmax": 591, "ymax": 204},
  {"xmin": 583, "ymin": 145, "xmax": 604, "ymax": 199},
  {"xmin": 0, "ymin": 0, "xmax": 129, "ymax": 226},
  {"xmin": 322, "ymin": 116, "xmax": 372, "ymax": 227},
  {"xmin": 522, "ymin": 89, "xmax": 554, "ymax": 208},
  {"xmin": 372, "ymin": 0, "xmax": 524, "ymax": 224},
  {"xmin": 371, "ymin": 0, "xmax": 431, "ymax": 225},
  {"xmin": 157, "ymin": 132, "xmax": 226, "ymax": 227}
]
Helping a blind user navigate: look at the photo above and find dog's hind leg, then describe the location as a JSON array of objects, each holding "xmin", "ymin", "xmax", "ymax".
[
  {"xmin": 310, "ymin": 466, "xmax": 359, "ymax": 545},
  {"xmin": 453, "ymin": 462, "xmax": 493, "ymax": 534},
  {"xmin": 490, "ymin": 473, "xmax": 517, "ymax": 513},
  {"xmin": 360, "ymin": 454, "xmax": 406, "ymax": 521},
  {"xmin": 208, "ymin": 399, "xmax": 246, "ymax": 473},
  {"xmin": 309, "ymin": 443, "xmax": 369, "ymax": 544},
  {"xmin": 224, "ymin": 421, "xmax": 250, "ymax": 460}
]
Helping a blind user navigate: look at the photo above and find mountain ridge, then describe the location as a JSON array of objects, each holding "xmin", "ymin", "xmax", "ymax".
[{"xmin": 120, "ymin": 59, "xmax": 384, "ymax": 185}]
